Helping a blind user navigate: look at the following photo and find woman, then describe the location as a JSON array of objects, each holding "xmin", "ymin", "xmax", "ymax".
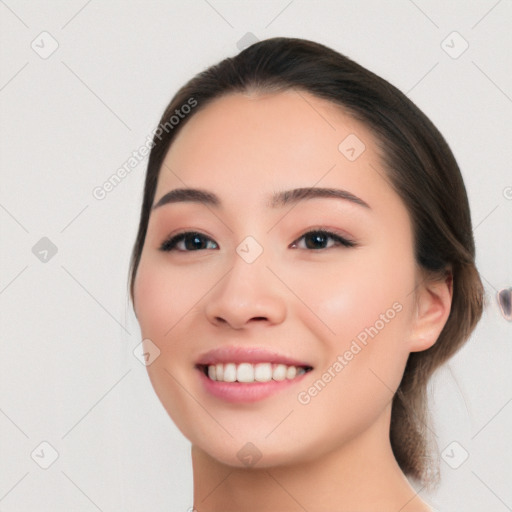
[{"xmin": 128, "ymin": 37, "xmax": 484, "ymax": 511}]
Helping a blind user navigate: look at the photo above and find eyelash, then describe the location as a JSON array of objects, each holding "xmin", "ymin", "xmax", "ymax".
[{"xmin": 159, "ymin": 229, "xmax": 357, "ymax": 252}]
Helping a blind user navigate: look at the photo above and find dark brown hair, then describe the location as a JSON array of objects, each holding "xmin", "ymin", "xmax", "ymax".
[{"xmin": 128, "ymin": 37, "xmax": 484, "ymax": 485}]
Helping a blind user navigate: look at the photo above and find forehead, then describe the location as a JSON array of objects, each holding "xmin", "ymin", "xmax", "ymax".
[{"xmin": 155, "ymin": 90, "xmax": 394, "ymax": 212}]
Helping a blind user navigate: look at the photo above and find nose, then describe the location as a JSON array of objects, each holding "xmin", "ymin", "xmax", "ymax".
[{"xmin": 204, "ymin": 253, "xmax": 287, "ymax": 330}]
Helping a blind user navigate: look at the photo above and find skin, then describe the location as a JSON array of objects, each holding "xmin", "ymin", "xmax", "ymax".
[{"xmin": 132, "ymin": 90, "xmax": 452, "ymax": 511}]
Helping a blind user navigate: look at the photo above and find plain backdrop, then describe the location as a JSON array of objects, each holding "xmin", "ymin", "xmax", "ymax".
[{"xmin": 1, "ymin": 1, "xmax": 511, "ymax": 511}]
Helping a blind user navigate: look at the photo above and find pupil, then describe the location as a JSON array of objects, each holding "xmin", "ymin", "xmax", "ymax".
[
  {"xmin": 186, "ymin": 234, "xmax": 204, "ymax": 250},
  {"xmin": 307, "ymin": 232, "xmax": 326, "ymax": 249}
]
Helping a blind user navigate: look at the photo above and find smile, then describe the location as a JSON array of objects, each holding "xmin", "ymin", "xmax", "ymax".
[
  {"xmin": 195, "ymin": 346, "xmax": 314, "ymax": 403},
  {"xmin": 199, "ymin": 362, "xmax": 313, "ymax": 383}
]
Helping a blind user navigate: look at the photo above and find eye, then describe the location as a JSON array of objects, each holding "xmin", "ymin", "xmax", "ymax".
[
  {"xmin": 159, "ymin": 231, "xmax": 218, "ymax": 252},
  {"xmin": 290, "ymin": 230, "xmax": 356, "ymax": 250}
]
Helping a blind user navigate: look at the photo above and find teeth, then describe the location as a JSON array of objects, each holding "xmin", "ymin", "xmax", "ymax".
[
  {"xmin": 205, "ymin": 362, "xmax": 308, "ymax": 383},
  {"xmin": 237, "ymin": 363, "xmax": 254, "ymax": 383},
  {"xmin": 272, "ymin": 364, "xmax": 287, "ymax": 381},
  {"xmin": 254, "ymin": 363, "xmax": 273, "ymax": 382},
  {"xmin": 223, "ymin": 363, "xmax": 236, "ymax": 382},
  {"xmin": 286, "ymin": 365, "xmax": 297, "ymax": 379}
]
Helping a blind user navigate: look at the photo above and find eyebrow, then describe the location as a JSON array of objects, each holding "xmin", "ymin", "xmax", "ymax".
[
  {"xmin": 152, "ymin": 188, "xmax": 219, "ymax": 209},
  {"xmin": 152, "ymin": 187, "xmax": 371, "ymax": 210}
]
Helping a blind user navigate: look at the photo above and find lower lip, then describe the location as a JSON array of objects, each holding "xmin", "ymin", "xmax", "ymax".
[{"xmin": 197, "ymin": 368, "xmax": 309, "ymax": 403}]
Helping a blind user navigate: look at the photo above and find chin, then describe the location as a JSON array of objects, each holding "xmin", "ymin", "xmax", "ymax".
[{"xmin": 190, "ymin": 428, "xmax": 335, "ymax": 471}]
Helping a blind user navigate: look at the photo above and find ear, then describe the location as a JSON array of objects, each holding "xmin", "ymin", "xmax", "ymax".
[{"xmin": 409, "ymin": 270, "xmax": 453, "ymax": 353}]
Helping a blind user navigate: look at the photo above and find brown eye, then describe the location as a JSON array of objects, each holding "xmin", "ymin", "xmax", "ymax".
[
  {"xmin": 290, "ymin": 230, "xmax": 356, "ymax": 250},
  {"xmin": 160, "ymin": 232, "xmax": 218, "ymax": 252}
]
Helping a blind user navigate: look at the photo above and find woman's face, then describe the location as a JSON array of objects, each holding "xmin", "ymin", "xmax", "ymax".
[{"xmin": 133, "ymin": 90, "xmax": 424, "ymax": 467}]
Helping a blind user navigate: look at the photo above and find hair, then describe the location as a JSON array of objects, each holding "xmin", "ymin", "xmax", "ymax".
[{"xmin": 127, "ymin": 37, "xmax": 484, "ymax": 486}]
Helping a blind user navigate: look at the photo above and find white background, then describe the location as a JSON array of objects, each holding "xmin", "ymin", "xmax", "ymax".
[{"xmin": 1, "ymin": 1, "xmax": 511, "ymax": 511}]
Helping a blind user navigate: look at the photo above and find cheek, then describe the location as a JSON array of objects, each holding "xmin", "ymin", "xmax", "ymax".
[
  {"xmin": 284, "ymin": 243, "xmax": 417, "ymax": 412},
  {"xmin": 133, "ymin": 253, "xmax": 205, "ymax": 340},
  {"xmin": 132, "ymin": 255, "xmax": 205, "ymax": 439},
  {"xmin": 286, "ymin": 246, "xmax": 416, "ymax": 342},
  {"xmin": 133, "ymin": 260, "xmax": 172, "ymax": 339}
]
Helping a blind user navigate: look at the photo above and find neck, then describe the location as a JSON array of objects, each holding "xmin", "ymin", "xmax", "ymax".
[{"xmin": 191, "ymin": 405, "xmax": 431, "ymax": 512}]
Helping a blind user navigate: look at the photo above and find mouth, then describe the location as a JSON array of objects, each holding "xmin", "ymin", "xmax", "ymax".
[
  {"xmin": 197, "ymin": 362, "xmax": 313, "ymax": 383},
  {"xmin": 195, "ymin": 346, "xmax": 314, "ymax": 403}
]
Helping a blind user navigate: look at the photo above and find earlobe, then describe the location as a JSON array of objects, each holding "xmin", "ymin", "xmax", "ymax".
[{"xmin": 409, "ymin": 271, "xmax": 453, "ymax": 353}]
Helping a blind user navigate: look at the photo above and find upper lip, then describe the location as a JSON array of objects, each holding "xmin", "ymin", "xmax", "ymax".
[{"xmin": 195, "ymin": 346, "xmax": 312, "ymax": 368}]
